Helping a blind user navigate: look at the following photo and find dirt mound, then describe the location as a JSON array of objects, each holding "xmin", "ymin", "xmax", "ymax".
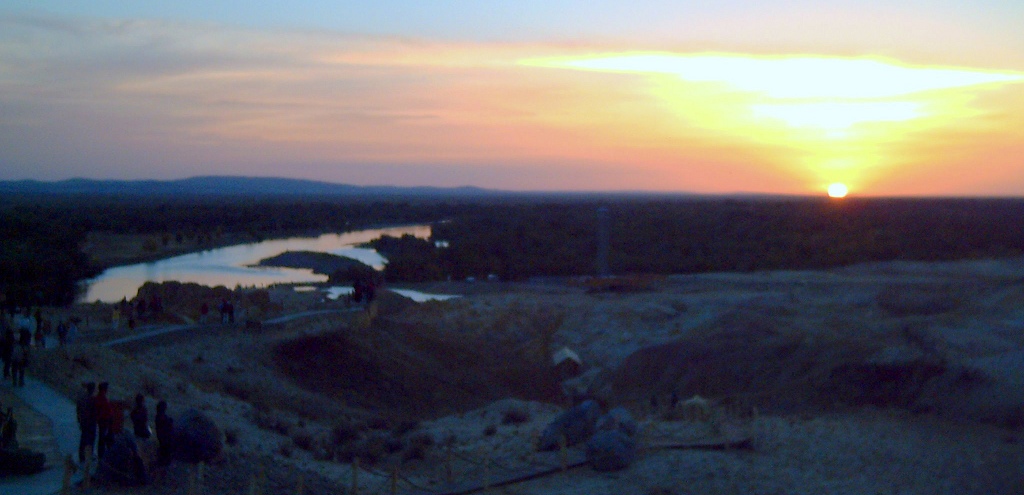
[
  {"xmin": 876, "ymin": 285, "xmax": 962, "ymax": 317},
  {"xmin": 610, "ymin": 310, "xmax": 880, "ymax": 412},
  {"xmin": 274, "ymin": 299, "xmax": 563, "ymax": 419}
]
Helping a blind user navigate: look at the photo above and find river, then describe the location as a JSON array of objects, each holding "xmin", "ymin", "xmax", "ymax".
[{"xmin": 79, "ymin": 225, "xmax": 431, "ymax": 303}]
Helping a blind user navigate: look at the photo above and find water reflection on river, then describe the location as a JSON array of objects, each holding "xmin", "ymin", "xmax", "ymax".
[
  {"xmin": 324, "ymin": 286, "xmax": 460, "ymax": 302},
  {"xmin": 79, "ymin": 225, "xmax": 431, "ymax": 303}
]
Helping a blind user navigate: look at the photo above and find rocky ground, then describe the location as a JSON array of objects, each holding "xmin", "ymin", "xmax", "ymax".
[{"xmin": 21, "ymin": 257, "xmax": 1024, "ymax": 494}]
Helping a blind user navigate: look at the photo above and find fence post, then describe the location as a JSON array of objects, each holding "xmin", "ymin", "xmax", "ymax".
[
  {"xmin": 559, "ymin": 434, "xmax": 568, "ymax": 472},
  {"xmin": 444, "ymin": 446, "xmax": 453, "ymax": 484},
  {"xmin": 351, "ymin": 458, "xmax": 359, "ymax": 495},
  {"xmin": 482, "ymin": 454, "xmax": 490, "ymax": 493}
]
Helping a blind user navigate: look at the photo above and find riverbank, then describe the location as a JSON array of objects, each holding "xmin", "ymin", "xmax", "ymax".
[
  {"xmin": 83, "ymin": 231, "xmax": 271, "ymax": 271},
  {"xmin": 82, "ymin": 223, "xmax": 431, "ymax": 272}
]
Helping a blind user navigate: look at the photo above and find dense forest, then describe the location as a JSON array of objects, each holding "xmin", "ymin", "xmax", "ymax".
[
  {"xmin": 376, "ymin": 197, "xmax": 1024, "ymax": 282},
  {"xmin": 4, "ymin": 194, "xmax": 1024, "ymax": 305},
  {"xmin": 0, "ymin": 204, "xmax": 94, "ymax": 307}
]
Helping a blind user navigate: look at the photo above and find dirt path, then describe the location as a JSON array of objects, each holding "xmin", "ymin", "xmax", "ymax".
[
  {"xmin": 0, "ymin": 377, "xmax": 80, "ymax": 495},
  {"xmin": 100, "ymin": 308, "xmax": 356, "ymax": 348}
]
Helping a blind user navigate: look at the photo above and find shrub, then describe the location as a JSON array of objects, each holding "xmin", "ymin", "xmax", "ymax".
[
  {"xmin": 331, "ymin": 420, "xmax": 362, "ymax": 447},
  {"xmin": 367, "ymin": 416, "xmax": 391, "ymax": 431},
  {"xmin": 407, "ymin": 432, "xmax": 434, "ymax": 448},
  {"xmin": 277, "ymin": 441, "xmax": 293, "ymax": 458},
  {"xmin": 292, "ymin": 431, "xmax": 316, "ymax": 452},
  {"xmin": 384, "ymin": 436, "xmax": 405, "ymax": 454},
  {"xmin": 501, "ymin": 407, "xmax": 530, "ymax": 425},
  {"xmin": 139, "ymin": 375, "xmax": 160, "ymax": 397},
  {"xmin": 393, "ymin": 419, "xmax": 419, "ymax": 436},
  {"xmin": 402, "ymin": 443, "xmax": 428, "ymax": 462},
  {"xmin": 252, "ymin": 410, "xmax": 290, "ymax": 436},
  {"xmin": 224, "ymin": 427, "xmax": 240, "ymax": 446}
]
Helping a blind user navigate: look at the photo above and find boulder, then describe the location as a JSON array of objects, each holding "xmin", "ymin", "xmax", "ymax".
[
  {"xmin": 174, "ymin": 409, "xmax": 223, "ymax": 464},
  {"xmin": 552, "ymin": 347, "xmax": 583, "ymax": 380},
  {"xmin": 0, "ymin": 448, "xmax": 46, "ymax": 475},
  {"xmin": 595, "ymin": 407, "xmax": 638, "ymax": 437},
  {"xmin": 96, "ymin": 431, "xmax": 148, "ymax": 485},
  {"xmin": 537, "ymin": 400, "xmax": 601, "ymax": 451},
  {"xmin": 586, "ymin": 430, "xmax": 636, "ymax": 472}
]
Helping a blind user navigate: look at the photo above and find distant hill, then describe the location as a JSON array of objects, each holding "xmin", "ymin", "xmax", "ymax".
[{"xmin": 0, "ymin": 176, "xmax": 500, "ymax": 197}]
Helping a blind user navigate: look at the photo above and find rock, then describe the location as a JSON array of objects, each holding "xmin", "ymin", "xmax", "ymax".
[
  {"xmin": 586, "ymin": 430, "xmax": 636, "ymax": 472},
  {"xmin": 916, "ymin": 362, "xmax": 1024, "ymax": 428},
  {"xmin": 537, "ymin": 400, "xmax": 602, "ymax": 451},
  {"xmin": 174, "ymin": 409, "xmax": 223, "ymax": 464},
  {"xmin": 595, "ymin": 407, "xmax": 638, "ymax": 437},
  {"xmin": 552, "ymin": 347, "xmax": 583, "ymax": 380},
  {"xmin": 0, "ymin": 448, "xmax": 46, "ymax": 475},
  {"xmin": 97, "ymin": 431, "xmax": 148, "ymax": 485}
]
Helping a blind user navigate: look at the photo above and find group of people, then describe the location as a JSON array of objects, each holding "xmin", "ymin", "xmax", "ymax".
[
  {"xmin": 3, "ymin": 307, "xmax": 79, "ymax": 350},
  {"xmin": 75, "ymin": 382, "xmax": 175, "ymax": 466},
  {"xmin": 113, "ymin": 294, "xmax": 164, "ymax": 331},
  {"xmin": 2, "ymin": 322, "xmax": 32, "ymax": 387}
]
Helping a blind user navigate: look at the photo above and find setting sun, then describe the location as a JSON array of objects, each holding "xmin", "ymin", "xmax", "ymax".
[
  {"xmin": 828, "ymin": 183, "xmax": 849, "ymax": 198},
  {"xmin": 521, "ymin": 52, "xmax": 1024, "ymax": 194}
]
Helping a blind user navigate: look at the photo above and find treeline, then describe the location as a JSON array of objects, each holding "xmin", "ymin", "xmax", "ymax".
[
  {"xmin": 376, "ymin": 197, "xmax": 1024, "ymax": 282},
  {"xmin": 8, "ymin": 195, "xmax": 463, "ymax": 236},
  {"xmin": 0, "ymin": 205, "xmax": 94, "ymax": 307}
]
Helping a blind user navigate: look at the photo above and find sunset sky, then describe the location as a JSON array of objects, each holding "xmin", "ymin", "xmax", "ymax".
[{"xmin": 2, "ymin": 1, "xmax": 1023, "ymax": 195}]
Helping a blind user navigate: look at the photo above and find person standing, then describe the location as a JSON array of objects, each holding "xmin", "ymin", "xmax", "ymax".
[
  {"xmin": 1, "ymin": 324, "xmax": 13, "ymax": 379},
  {"xmin": 57, "ymin": 320, "xmax": 68, "ymax": 347},
  {"xmin": 1, "ymin": 407, "xmax": 17, "ymax": 449},
  {"xmin": 76, "ymin": 382, "xmax": 97, "ymax": 463},
  {"xmin": 130, "ymin": 394, "xmax": 150, "ymax": 439},
  {"xmin": 154, "ymin": 400, "xmax": 174, "ymax": 465},
  {"xmin": 10, "ymin": 335, "xmax": 29, "ymax": 387},
  {"xmin": 95, "ymin": 382, "xmax": 113, "ymax": 458}
]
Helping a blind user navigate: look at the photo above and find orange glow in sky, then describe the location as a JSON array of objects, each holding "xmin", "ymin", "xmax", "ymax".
[{"xmin": 522, "ymin": 53, "xmax": 1024, "ymax": 194}]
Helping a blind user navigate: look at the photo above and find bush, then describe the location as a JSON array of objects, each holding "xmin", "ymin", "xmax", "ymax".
[
  {"xmin": 330, "ymin": 420, "xmax": 362, "ymax": 447},
  {"xmin": 501, "ymin": 407, "xmax": 530, "ymax": 425},
  {"xmin": 224, "ymin": 427, "xmax": 240, "ymax": 446},
  {"xmin": 393, "ymin": 419, "xmax": 419, "ymax": 436},
  {"xmin": 292, "ymin": 431, "xmax": 316, "ymax": 451},
  {"xmin": 252, "ymin": 410, "xmax": 290, "ymax": 436},
  {"xmin": 277, "ymin": 441, "xmax": 293, "ymax": 458}
]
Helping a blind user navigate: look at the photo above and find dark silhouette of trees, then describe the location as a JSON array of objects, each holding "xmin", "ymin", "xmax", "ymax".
[
  {"xmin": 381, "ymin": 197, "xmax": 1024, "ymax": 282},
  {"xmin": 0, "ymin": 205, "xmax": 94, "ymax": 307}
]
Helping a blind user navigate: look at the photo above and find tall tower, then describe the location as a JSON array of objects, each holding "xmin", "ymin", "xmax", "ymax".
[{"xmin": 596, "ymin": 206, "xmax": 610, "ymax": 277}]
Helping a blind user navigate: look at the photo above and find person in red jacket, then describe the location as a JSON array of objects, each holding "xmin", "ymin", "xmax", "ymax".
[{"xmin": 95, "ymin": 382, "xmax": 113, "ymax": 458}]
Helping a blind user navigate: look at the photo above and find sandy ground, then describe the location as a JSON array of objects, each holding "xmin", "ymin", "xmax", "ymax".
[{"xmin": 20, "ymin": 257, "xmax": 1024, "ymax": 494}]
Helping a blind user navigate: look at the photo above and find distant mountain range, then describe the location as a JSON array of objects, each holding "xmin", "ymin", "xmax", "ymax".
[{"xmin": 0, "ymin": 176, "xmax": 501, "ymax": 197}]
